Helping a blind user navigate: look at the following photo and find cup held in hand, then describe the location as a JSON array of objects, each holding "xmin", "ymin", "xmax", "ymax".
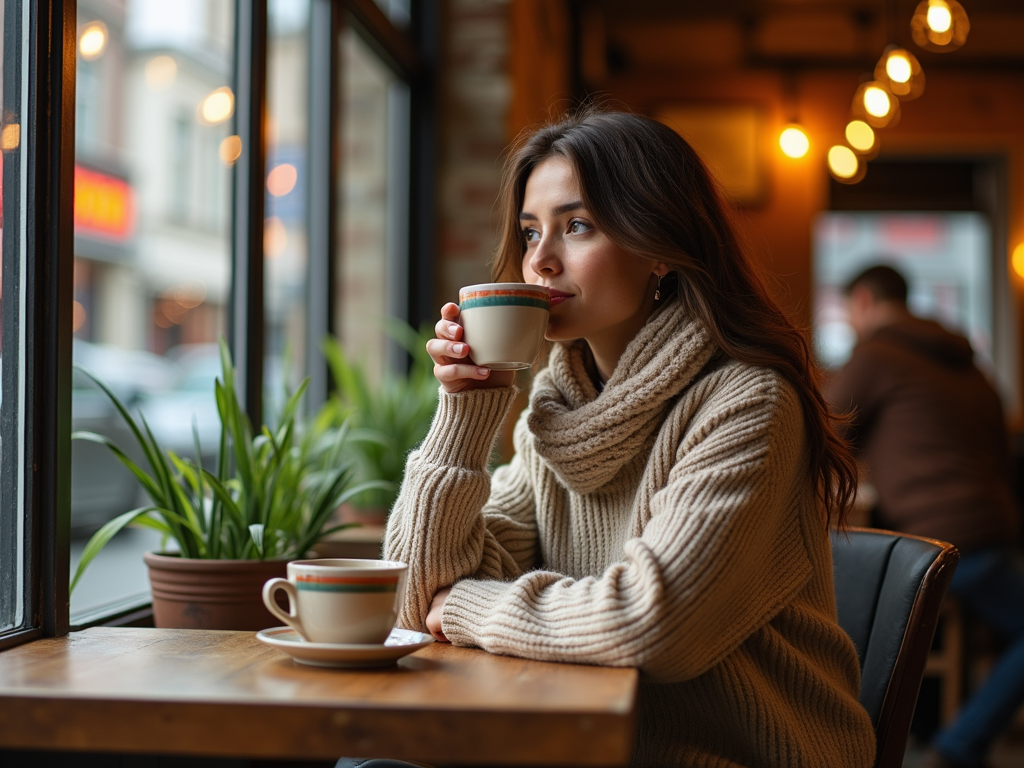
[
  {"xmin": 458, "ymin": 283, "xmax": 550, "ymax": 370},
  {"xmin": 262, "ymin": 558, "xmax": 408, "ymax": 645}
]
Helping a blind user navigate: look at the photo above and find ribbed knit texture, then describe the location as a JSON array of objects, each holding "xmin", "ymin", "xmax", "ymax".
[{"xmin": 385, "ymin": 300, "xmax": 876, "ymax": 768}]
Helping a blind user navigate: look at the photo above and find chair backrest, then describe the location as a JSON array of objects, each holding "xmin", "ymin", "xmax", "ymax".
[{"xmin": 831, "ymin": 527, "xmax": 959, "ymax": 768}]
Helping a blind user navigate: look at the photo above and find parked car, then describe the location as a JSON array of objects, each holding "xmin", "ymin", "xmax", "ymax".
[{"xmin": 70, "ymin": 341, "xmax": 177, "ymax": 535}]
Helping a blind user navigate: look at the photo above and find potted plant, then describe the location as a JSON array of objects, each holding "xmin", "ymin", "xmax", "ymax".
[
  {"xmin": 71, "ymin": 340, "xmax": 384, "ymax": 630},
  {"xmin": 321, "ymin": 321, "xmax": 439, "ymax": 525}
]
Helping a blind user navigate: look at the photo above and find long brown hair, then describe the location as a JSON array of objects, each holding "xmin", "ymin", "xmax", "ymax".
[{"xmin": 492, "ymin": 109, "xmax": 856, "ymax": 528}]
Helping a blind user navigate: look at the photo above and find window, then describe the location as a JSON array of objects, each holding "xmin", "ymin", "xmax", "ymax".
[
  {"xmin": 68, "ymin": 0, "xmax": 235, "ymax": 623},
  {"xmin": 1, "ymin": 0, "xmax": 435, "ymax": 644}
]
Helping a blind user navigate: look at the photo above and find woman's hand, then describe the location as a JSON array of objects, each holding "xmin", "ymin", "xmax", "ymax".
[
  {"xmin": 427, "ymin": 303, "xmax": 514, "ymax": 393},
  {"xmin": 425, "ymin": 587, "xmax": 452, "ymax": 642}
]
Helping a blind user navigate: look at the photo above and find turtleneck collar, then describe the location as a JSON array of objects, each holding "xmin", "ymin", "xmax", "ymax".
[{"xmin": 527, "ymin": 299, "xmax": 718, "ymax": 494}]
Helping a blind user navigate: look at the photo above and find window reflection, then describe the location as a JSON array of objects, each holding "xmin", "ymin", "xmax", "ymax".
[{"xmin": 69, "ymin": 0, "xmax": 234, "ymax": 620}]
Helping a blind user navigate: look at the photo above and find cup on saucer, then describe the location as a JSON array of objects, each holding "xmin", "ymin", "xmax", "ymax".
[{"xmin": 262, "ymin": 558, "xmax": 408, "ymax": 645}]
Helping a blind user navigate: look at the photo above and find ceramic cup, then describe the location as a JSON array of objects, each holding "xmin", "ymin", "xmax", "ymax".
[
  {"xmin": 262, "ymin": 558, "xmax": 408, "ymax": 645},
  {"xmin": 458, "ymin": 282, "xmax": 550, "ymax": 370}
]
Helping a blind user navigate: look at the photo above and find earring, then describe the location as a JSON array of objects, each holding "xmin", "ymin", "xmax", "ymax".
[{"xmin": 654, "ymin": 274, "xmax": 663, "ymax": 301}]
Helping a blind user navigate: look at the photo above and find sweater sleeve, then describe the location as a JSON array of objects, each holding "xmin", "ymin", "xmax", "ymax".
[
  {"xmin": 441, "ymin": 368, "xmax": 815, "ymax": 683},
  {"xmin": 383, "ymin": 386, "xmax": 540, "ymax": 632}
]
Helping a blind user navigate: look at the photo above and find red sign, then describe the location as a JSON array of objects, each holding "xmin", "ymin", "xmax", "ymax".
[{"xmin": 74, "ymin": 165, "xmax": 134, "ymax": 241}]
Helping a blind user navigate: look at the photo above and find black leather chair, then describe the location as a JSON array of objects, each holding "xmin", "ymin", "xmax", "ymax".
[{"xmin": 832, "ymin": 527, "xmax": 959, "ymax": 768}]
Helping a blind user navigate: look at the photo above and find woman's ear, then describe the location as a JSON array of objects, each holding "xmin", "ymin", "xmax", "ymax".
[{"xmin": 653, "ymin": 263, "xmax": 671, "ymax": 278}]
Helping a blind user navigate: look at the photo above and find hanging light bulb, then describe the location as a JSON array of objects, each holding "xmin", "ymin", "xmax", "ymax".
[
  {"xmin": 779, "ymin": 125, "xmax": 810, "ymax": 159},
  {"xmin": 827, "ymin": 145, "xmax": 864, "ymax": 184},
  {"xmin": 851, "ymin": 81, "xmax": 900, "ymax": 128},
  {"xmin": 845, "ymin": 120, "xmax": 877, "ymax": 155},
  {"xmin": 911, "ymin": 0, "xmax": 970, "ymax": 52},
  {"xmin": 875, "ymin": 45, "xmax": 925, "ymax": 100}
]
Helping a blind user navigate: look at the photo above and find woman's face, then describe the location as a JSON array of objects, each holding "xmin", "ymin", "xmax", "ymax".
[{"xmin": 520, "ymin": 157, "xmax": 665, "ymax": 374}]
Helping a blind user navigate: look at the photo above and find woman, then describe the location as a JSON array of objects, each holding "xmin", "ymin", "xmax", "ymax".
[{"xmin": 385, "ymin": 110, "xmax": 876, "ymax": 767}]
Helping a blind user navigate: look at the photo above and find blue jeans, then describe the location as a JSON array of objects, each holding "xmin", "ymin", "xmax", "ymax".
[{"xmin": 932, "ymin": 547, "xmax": 1024, "ymax": 765}]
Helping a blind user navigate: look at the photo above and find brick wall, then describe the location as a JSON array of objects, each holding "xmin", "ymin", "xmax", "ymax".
[{"xmin": 434, "ymin": 0, "xmax": 511, "ymax": 310}]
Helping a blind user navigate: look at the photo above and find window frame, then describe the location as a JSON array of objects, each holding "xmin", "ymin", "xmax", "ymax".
[{"xmin": 0, "ymin": 0, "xmax": 437, "ymax": 646}]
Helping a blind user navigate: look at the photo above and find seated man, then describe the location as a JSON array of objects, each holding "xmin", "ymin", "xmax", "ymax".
[{"xmin": 827, "ymin": 263, "xmax": 1024, "ymax": 768}]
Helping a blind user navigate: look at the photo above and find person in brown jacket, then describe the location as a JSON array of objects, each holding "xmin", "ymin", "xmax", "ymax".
[{"xmin": 827, "ymin": 264, "xmax": 1024, "ymax": 768}]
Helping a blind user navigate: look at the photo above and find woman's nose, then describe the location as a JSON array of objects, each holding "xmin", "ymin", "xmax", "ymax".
[{"xmin": 527, "ymin": 237, "xmax": 561, "ymax": 276}]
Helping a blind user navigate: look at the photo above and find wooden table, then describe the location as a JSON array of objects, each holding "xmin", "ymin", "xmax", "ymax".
[{"xmin": 0, "ymin": 628, "xmax": 638, "ymax": 766}]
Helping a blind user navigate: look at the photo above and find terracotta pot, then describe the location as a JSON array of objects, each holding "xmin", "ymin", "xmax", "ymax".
[{"xmin": 143, "ymin": 552, "xmax": 288, "ymax": 631}]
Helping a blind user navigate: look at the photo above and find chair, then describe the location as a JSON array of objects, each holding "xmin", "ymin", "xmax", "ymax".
[{"xmin": 831, "ymin": 527, "xmax": 959, "ymax": 768}]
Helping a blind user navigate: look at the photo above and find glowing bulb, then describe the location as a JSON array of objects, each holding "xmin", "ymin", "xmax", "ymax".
[
  {"xmin": 779, "ymin": 126, "xmax": 810, "ymax": 159},
  {"xmin": 199, "ymin": 87, "xmax": 234, "ymax": 125},
  {"xmin": 845, "ymin": 121, "xmax": 876, "ymax": 153},
  {"xmin": 266, "ymin": 163, "xmax": 298, "ymax": 196},
  {"xmin": 863, "ymin": 87, "xmax": 892, "ymax": 118},
  {"xmin": 885, "ymin": 53, "xmax": 913, "ymax": 83},
  {"xmin": 1013, "ymin": 243, "xmax": 1024, "ymax": 280},
  {"xmin": 79, "ymin": 22, "xmax": 107, "ymax": 61},
  {"xmin": 145, "ymin": 56, "xmax": 177, "ymax": 91},
  {"xmin": 827, "ymin": 145, "xmax": 859, "ymax": 180},
  {"xmin": 927, "ymin": 0, "xmax": 952, "ymax": 32},
  {"xmin": 219, "ymin": 135, "xmax": 242, "ymax": 166}
]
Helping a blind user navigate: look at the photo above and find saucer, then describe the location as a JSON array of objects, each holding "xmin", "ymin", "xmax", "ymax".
[{"xmin": 256, "ymin": 626, "xmax": 435, "ymax": 668}]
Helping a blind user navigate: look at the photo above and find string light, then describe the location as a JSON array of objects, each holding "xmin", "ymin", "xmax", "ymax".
[
  {"xmin": 845, "ymin": 121, "xmax": 877, "ymax": 154},
  {"xmin": 911, "ymin": 0, "xmax": 970, "ymax": 52},
  {"xmin": 852, "ymin": 81, "xmax": 900, "ymax": 128},
  {"xmin": 779, "ymin": 125, "xmax": 810, "ymax": 159},
  {"xmin": 827, "ymin": 145, "xmax": 862, "ymax": 183},
  {"xmin": 875, "ymin": 46, "xmax": 925, "ymax": 100}
]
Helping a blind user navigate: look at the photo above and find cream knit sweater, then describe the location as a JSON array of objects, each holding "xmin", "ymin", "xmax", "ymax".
[{"xmin": 385, "ymin": 301, "xmax": 876, "ymax": 768}]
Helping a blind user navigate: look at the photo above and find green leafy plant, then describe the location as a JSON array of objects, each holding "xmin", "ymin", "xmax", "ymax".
[
  {"xmin": 322, "ymin": 320, "xmax": 439, "ymax": 513},
  {"xmin": 71, "ymin": 340, "xmax": 385, "ymax": 593}
]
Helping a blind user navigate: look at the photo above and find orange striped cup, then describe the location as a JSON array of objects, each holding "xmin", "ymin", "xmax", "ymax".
[
  {"xmin": 458, "ymin": 282, "xmax": 550, "ymax": 370},
  {"xmin": 262, "ymin": 559, "xmax": 408, "ymax": 644}
]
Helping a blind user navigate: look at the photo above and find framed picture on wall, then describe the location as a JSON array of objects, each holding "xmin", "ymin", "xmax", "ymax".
[{"xmin": 654, "ymin": 103, "xmax": 767, "ymax": 207}]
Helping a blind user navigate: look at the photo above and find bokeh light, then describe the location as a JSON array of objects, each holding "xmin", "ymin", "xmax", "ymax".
[
  {"xmin": 79, "ymin": 22, "xmax": 107, "ymax": 60},
  {"xmin": 267, "ymin": 164, "xmax": 298, "ymax": 196},
  {"xmin": 779, "ymin": 126, "xmax": 810, "ymax": 159},
  {"xmin": 845, "ymin": 121, "xmax": 876, "ymax": 153},
  {"xmin": 145, "ymin": 56, "xmax": 177, "ymax": 91},
  {"xmin": 199, "ymin": 87, "xmax": 234, "ymax": 125},
  {"xmin": 827, "ymin": 145, "xmax": 859, "ymax": 180},
  {"xmin": 219, "ymin": 135, "xmax": 243, "ymax": 166}
]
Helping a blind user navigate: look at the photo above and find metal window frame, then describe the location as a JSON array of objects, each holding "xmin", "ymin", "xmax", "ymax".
[{"xmin": 0, "ymin": 0, "xmax": 77, "ymax": 651}]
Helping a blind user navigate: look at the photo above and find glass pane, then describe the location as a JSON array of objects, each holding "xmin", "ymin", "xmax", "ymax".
[
  {"xmin": 265, "ymin": 0, "xmax": 310, "ymax": 408},
  {"xmin": 813, "ymin": 211, "xmax": 993, "ymax": 372},
  {"xmin": 69, "ymin": 0, "xmax": 235, "ymax": 621},
  {"xmin": 1, "ymin": 0, "xmax": 25, "ymax": 635},
  {"xmin": 337, "ymin": 28, "xmax": 410, "ymax": 379}
]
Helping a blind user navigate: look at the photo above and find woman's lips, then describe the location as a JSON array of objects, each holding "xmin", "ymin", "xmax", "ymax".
[{"xmin": 548, "ymin": 289, "xmax": 573, "ymax": 307}]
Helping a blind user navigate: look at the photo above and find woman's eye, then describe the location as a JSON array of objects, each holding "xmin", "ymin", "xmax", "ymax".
[
  {"xmin": 522, "ymin": 228, "xmax": 540, "ymax": 243},
  {"xmin": 567, "ymin": 220, "xmax": 591, "ymax": 235}
]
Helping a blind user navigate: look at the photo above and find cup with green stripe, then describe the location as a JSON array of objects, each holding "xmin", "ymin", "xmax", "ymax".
[
  {"xmin": 262, "ymin": 559, "xmax": 408, "ymax": 645},
  {"xmin": 458, "ymin": 282, "xmax": 550, "ymax": 370}
]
